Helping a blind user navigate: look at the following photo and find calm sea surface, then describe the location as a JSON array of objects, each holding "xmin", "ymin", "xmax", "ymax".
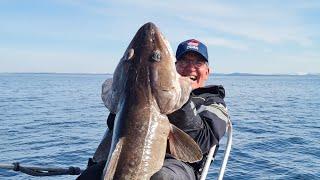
[{"xmin": 0, "ymin": 73, "xmax": 319, "ymax": 179}]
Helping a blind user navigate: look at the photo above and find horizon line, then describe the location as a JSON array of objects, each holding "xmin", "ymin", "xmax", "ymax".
[{"xmin": 1, "ymin": 72, "xmax": 319, "ymax": 76}]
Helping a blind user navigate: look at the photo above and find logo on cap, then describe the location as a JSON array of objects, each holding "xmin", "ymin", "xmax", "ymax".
[{"xmin": 186, "ymin": 39, "xmax": 199, "ymax": 50}]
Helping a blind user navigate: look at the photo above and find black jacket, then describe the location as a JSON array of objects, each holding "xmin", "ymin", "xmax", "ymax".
[
  {"xmin": 169, "ymin": 85, "xmax": 228, "ymax": 153},
  {"xmin": 167, "ymin": 85, "xmax": 229, "ymax": 174}
]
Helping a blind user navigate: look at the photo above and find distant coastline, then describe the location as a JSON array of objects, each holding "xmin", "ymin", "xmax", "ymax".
[
  {"xmin": 214, "ymin": 72, "xmax": 320, "ymax": 76},
  {"xmin": 0, "ymin": 72, "xmax": 113, "ymax": 76},
  {"xmin": 1, "ymin": 72, "xmax": 319, "ymax": 76}
]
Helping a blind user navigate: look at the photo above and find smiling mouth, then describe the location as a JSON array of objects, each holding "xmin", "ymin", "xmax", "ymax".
[{"xmin": 189, "ymin": 76, "xmax": 197, "ymax": 81}]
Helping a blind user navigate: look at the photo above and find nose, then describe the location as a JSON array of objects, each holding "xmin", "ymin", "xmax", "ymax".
[{"xmin": 184, "ymin": 62, "xmax": 197, "ymax": 71}]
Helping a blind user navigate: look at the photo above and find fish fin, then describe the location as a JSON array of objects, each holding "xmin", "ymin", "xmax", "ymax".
[
  {"xmin": 93, "ymin": 129, "xmax": 113, "ymax": 163},
  {"xmin": 168, "ymin": 124, "xmax": 203, "ymax": 163},
  {"xmin": 101, "ymin": 78, "xmax": 117, "ymax": 113},
  {"xmin": 174, "ymin": 76, "xmax": 193, "ymax": 111},
  {"xmin": 102, "ymin": 138, "xmax": 124, "ymax": 180}
]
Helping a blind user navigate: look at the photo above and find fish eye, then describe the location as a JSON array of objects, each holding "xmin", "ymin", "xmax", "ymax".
[{"xmin": 151, "ymin": 50, "xmax": 161, "ymax": 62}]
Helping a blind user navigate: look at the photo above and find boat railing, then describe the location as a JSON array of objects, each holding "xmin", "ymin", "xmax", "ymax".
[{"xmin": 200, "ymin": 118, "xmax": 233, "ymax": 180}]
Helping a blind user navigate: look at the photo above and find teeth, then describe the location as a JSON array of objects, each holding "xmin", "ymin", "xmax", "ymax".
[{"xmin": 189, "ymin": 76, "xmax": 197, "ymax": 81}]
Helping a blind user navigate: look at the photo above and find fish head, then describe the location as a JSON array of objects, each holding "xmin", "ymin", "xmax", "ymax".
[
  {"xmin": 105, "ymin": 22, "xmax": 192, "ymax": 114},
  {"xmin": 130, "ymin": 22, "xmax": 192, "ymax": 114}
]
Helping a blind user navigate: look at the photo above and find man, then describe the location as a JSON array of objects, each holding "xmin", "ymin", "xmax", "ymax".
[
  {"xmin": 77, "ymin": 39, "xmax": 229, "ymax": 180},
  {"xmin": 150, "ymin": 39, "xmax": 229, "ymax": 180}
]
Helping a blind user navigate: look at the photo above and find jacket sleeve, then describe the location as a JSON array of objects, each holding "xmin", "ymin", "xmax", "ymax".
[{"xmin": 168, "ymin": 87, "xmax": 229, "ymax": 154}]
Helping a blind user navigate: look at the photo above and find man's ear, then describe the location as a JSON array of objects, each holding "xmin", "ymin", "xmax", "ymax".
[
  {"xmin": 204, "ymin": 66, "xmax": 211, "ymax": 81},
  {"xmin": 206, "ymin": 66, "xmax": 212, "ymax": 76},
  {"xmin": 208, "ymin": 67, "xmax": 212, "ymax": 74}
]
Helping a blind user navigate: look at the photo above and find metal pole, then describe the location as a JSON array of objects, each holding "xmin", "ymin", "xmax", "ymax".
[
  {"xmin": 0, "ymin": 163, "xmax": 83, "ymax": 176},
  {"xmin": 200, "ymin": 118, "xmax": 233, "ymax": 180},
  {"xmin": 218, "ymin": 121, "xmax": 233, "ymax": 180},
  {"xmin": 200, "ymin": 145, "xmax": 217, "ymax": 180}
]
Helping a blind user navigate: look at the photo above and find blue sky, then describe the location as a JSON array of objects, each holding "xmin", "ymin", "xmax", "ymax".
[{"xmin": 1, "ymin": 0, "xmax": 319, "ymax": 74}]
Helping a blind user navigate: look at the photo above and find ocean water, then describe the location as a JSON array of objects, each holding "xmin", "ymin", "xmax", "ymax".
[{"xmin": 0, "ymin": 73, "xmax": 319, "ymax": 180}]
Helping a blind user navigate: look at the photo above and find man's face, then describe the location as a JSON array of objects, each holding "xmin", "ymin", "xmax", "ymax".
[{"xmin": 176, "ymin": 52, "xmax": 210, "ymax": 89}]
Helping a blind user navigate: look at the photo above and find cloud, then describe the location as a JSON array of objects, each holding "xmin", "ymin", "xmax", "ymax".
[
  {"xmin": 176, "ymin": 3, "xmax": 314, "ymax": 46},
  {"xmin": 1, "ymin": 0, "xmax": 319, "ymax": 74},
  {"xmin": 204, "ymin": 37, "xmax": 249, "ymax": 51},
  {"xmin": 108, "ymin": 1, "xmax": 316, "ymax": 47},
  {"xmin": 44, "ymin": 0, "xmax": 316, "ymax": 47}
]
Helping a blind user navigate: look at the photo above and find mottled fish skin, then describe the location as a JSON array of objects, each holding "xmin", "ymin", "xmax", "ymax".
[{"xmin": 103, "ymin": 22, "xmax": 192, "ymax": 180}]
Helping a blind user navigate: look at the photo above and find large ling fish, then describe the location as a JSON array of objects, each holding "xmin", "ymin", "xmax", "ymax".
[{"xmin": 102, "ymin": 22, "xmax": 202, "ymax": 180}]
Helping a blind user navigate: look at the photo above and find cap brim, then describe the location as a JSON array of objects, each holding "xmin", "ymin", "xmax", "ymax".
[{"xmin": 176, "ymin": 49, "xmax": 208, "ymax": 62}]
